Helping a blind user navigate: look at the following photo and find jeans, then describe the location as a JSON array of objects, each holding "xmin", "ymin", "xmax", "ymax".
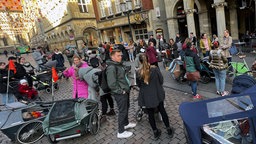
[
  {"xmin": 203, "ymin": 51, "xmax": 210, "ymax": 57},
  {"xmin": 146, "ymin": 101, "xmax": 170, "ymax": 131},
  {"xmin": 213, "ymin": 69, "xmax": 226, "ymax": 93},
  {"xmin": 100, "ymin": 93, "xmax": 114, "ymax": 115},
  {"xmin": 128, "ymin": 51, "xmax": 134, "ymax": 61},
  {"xmin": 1, "ymin": 93, "xmax": 16, "ymax": 104},
  {"xmin": 113, "ymin": 93, "xmax": 130, "ymax": 133},
  {"xmin": 191, "ymin": 81, "xmax": 197, "ymax": 96}
]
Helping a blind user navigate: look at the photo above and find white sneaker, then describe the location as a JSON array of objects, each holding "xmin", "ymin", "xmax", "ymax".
[
  {"xmin": 117, "ymin": 131, "xmax": 133, "ymax": 138},
  {"xmin": 124, "ymin": 123, "xmax": 136, "ymax": 129}
]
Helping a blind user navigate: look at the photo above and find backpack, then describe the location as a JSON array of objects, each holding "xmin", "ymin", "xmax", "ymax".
[
  {"xmin": 95, "ymin": 65, "xmax": 117, "ymax": 93},
  {"xmin": 90, "ymin": 57, "xmax": 99, "ymax": 68},
  {"xmin": 231, "ymin": 74, "xmax": 256, "ymax": 94}
]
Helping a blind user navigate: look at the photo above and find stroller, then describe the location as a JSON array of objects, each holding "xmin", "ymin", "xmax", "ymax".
[
  {"xmin": 42, "ymin": 99, "xmax": 100, "ymax": 143},
  {"xmin": 179, "ymin": 74, "xmax": 256, "ymax": 144},
  {"xmin": 199, "ymin": 57, "xmax": 215, "ymax": 84},
  {"xmin": 30, "ymin": 70, "xmax": 59, "ymax": 94},
  {"xmin": 168, "ymin": 59, "xmax": 186, "ymax": 83}
]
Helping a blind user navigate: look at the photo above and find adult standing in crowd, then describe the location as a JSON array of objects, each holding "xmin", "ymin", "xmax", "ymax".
[
  {"xmin": 65, "ymin": 48, "xmax": 75, "ymax": 66},
  {"xmin": 169, "ymin": 38, "xmax": 179, "ymax": 59},
  {"xmin": 158, "ymin": 35, "xmax": 166, "ymax": 51},
  {"xmin": 136, "ymin": 54, "xmax": 174, "ymax": 140},
  {"xmin": 200, "ymin": 33, "xmax": 212, "ymax": 57},
  {"xmin": 212, "ymin": 34, "xmax": 219, "ymax": 44},
  {"xmin": 146, "ymin": 42, "xmax": 158, "ymax": 67},
  {"xmin": 126, "ymin": 40, "xmax": 135, "ymax": 62},
  {"xmin": 189, "ymin": 32, "xmax": 197, "ymax": 45},
  {"xmin": 32, "ymin": 47, "xmax": 45, "ymax": 70},
  {"xmin": 175, "ymin": 33, "xmax": 181, "ymax": 43},
  {"xmin": 63, "ymin": 55, "xmax": 89, "ymax": 99},
  {"xmin": 148, "ymin": 35, "xmax": 156, "ymax": 47},
  {"xmin": 209, "ymin": 41, "xmax": 229, "ymax": 96},
  {"xmin": 52, "ymin": 48, "xmax": 64, "ymax": 67},
  {"xmin": 220, "ymin": 30, "xmax": 232, "ymax": 63},
  {"xmin": 106, "ymin": 49, "xmax": 136, "ymax": 138},
  {"xmin": 184, "ymin": 43, "xmax": 202, "ymax": 99}
]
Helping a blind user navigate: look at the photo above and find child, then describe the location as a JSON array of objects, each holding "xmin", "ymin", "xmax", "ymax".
[{"xmin": 18, "ymin": 79, "xmax": 38, "ymax": 100}]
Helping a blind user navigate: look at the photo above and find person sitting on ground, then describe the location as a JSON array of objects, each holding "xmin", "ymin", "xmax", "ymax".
[
  {"xmin": 18, "ymin": 79, "xmax": 38, "ymax": 100},
  {"xmin": 136, "ymin": 54, "xmax": 174, "ymax": 140}
]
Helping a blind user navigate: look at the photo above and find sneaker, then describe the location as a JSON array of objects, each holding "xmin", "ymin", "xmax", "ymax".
[
  {"xmin": 221, "ymin": 91, "xmax": 229, "ymax": 96},
  {"xmin": 167, "ymin": 127, "xmax": 174, "ymax": 138},
  {"xmin": 153, "ymin": 129, "xmax": 161, "ymax": 140},
  {"xmin": 124, "ymin": 123, "xmax": 136, "ymax": 129},
  {"xmin": 106, "ymin": 109, "xmax": 116, "ymax": 116},
  {"xmin": 216, "ymin": 91, "xmax": 221, "ymax": 95},
  {"xmin": 193, "ymin": 94, "xmax": 202, "ymax": 99},
  {"xmin": 117, "ymin": 131, "xmax": 133, "ymax": 138}
]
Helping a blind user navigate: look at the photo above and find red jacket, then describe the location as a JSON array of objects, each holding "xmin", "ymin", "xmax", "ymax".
[
  {"xmin": 18, "ymin": 84, "xmax": 38, "ymax": 99},
  {"xmin": 146, "ymin": 46, "xmax": 158, "ymax": 64}
]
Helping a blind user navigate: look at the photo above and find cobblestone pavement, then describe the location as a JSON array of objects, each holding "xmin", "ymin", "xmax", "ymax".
[{"xmin": 0, "ymin": 53, "xmax": 193, "ymax": 144}]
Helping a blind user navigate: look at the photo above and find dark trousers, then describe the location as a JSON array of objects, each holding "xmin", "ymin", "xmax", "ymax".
[
  {"xmin": 113, "ymin": 93, "xmax": 130, "ymax": 133},
  {"xmin": 146, "ymin": 101, "xmax": 170, "ymax": 131},
  {"xmin": 100, "ymin": 93, "xmax": 114, "ymax": 115}
]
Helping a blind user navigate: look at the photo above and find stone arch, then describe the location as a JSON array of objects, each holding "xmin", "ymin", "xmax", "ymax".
[
  {"xmin": 166, "ymin": 0, "xmax": 210, "ymax": 38},
  {"xmin": 82, "ymin": 27, "xmax": 99, "ymax": 47}
]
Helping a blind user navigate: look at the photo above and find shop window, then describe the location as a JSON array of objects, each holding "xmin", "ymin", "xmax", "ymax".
[
  {"xmin": 115, "ymin": 0, "xmax": 121, "ymax": 14},
  {"xmin": 78, "ymin": 0, "xmax": 88, "ymax": 13}
]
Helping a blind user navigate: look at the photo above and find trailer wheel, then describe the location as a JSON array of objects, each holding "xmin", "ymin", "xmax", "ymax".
[
  {"xmin": 16, "ymin": 121, "xmax": 44, "ymax": 144},
  {"xmin": 89, "ymin": 113, "xmax": 100, "ymax": 135}
]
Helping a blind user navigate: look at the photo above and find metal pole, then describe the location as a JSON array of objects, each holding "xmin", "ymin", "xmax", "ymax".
[
  {"xmin": 127, "ymin": 11, "xmax": 133, "ymax": 41},
  {"xmin": 6, "ymin": 68, "xmax": 10, "ymax": 104}
]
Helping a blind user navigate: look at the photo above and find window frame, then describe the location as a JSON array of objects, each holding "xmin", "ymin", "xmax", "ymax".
[
  {"xmin": 115, "ymin": 0, "xmax": 121, "ymax": 14},
  {"xmin": 78, "ymin": 0, "xmax": 88, "ymax": 13},
  {"xmin": 99, "ymin": 1, "xmax": 106, "ymax": 17}
]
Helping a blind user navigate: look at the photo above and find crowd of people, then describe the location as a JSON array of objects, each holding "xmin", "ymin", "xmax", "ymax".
[{"xmin": 0, "ymin": 28, "xmax": 245, "ymax": 141}]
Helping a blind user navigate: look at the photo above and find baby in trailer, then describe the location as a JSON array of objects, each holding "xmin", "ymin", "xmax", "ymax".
[{"xmin": 18, "ymin": 79, "xmax": 38, "ymax": 101}]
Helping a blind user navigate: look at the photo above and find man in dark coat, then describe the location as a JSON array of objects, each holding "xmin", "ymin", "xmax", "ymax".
[
  {"xmin": 148, "ymin": 35, "xmax": 157, "ymax": 46},
  {"xmin": 117, "ymin": 43, "xmax": 129, "ymax": 61},
  {"xmin": 52, "ymin": 49, "xmax": 64, "ymax": 67}
]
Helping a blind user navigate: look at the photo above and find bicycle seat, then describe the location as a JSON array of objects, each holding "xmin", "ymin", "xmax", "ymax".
[{"xmin": 238, "ymin": 54, "xmax": 246, "ymax": 59}]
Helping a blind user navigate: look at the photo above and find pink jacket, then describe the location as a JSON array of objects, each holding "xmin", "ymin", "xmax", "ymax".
[{"xmin": 63, "ymin": 62, "xmax": 89, "ymax": 99}]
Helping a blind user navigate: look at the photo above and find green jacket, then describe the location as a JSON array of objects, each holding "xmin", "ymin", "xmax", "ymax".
[{"xmin": 106, "ymin": 60, "xmax": 130, "ymax": 95}]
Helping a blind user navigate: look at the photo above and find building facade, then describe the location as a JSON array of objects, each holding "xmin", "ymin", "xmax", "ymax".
[{"xmin": 164, "ymin": 0, "xmax": 256, "ymax": 42}]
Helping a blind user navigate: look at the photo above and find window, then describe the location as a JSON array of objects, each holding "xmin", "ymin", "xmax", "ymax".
[
  {"xmin": 107, "ymin": 0, "xmax": 113, "ymax": 16},
  {"xmin": 134, "ymin": 0, "xmax": 141, "ymax": 8},
  {"xmin": 115, "ymin": 0, "xmax": 121, "ymax": 14},
  {"xmin": 134, "ymin": 23, "xmax": 148, "ymax": 40},
  {"xmin": 78, "ymin": 0, "xmax": 88, "ymax": 13},
  {"xmin": 99, "ymin": 1, "xmax": 106, "ymax": 17}
]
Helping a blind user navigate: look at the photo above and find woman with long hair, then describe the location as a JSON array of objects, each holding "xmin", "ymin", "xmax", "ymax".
[
  {"xmin": 136, "ymin": 54, "xmax": 174, "ymax": 140},
  {"xmin": 63, "ymin": 55, "xmax": 89, "ymax": 99}
]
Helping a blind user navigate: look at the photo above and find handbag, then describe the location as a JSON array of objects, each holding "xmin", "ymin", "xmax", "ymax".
[
  {"xmin": 229, "ymin": 45, "xmax": 238, "ymax": 55},
  {"xmin": 186, "ymin": 71, "xmax": 200, "ymax": 81}
]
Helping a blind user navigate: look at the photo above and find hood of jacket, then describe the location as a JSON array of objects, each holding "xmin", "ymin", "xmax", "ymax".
[
  {"xmin": 146, "ymin": 46, "xmax": 155, "ymax": 52},
  {"xmin": 78, "ymin": 66, "xmax": 101, "ymax": 88}
]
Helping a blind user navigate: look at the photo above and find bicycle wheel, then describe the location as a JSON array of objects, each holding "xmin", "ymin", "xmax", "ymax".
[{"xmin": 17, "ymin": 121, "xmax": 44, "ymax": 144}]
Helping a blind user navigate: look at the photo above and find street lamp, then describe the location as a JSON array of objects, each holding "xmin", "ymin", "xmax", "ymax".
[{"xmin": 120, "ymin": 0, "xmax": 133, "ymax": 41}]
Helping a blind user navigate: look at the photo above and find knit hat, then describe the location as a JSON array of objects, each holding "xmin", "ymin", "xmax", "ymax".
[{"xmin": 20, "ymin": 79, "xmax": 28, "ymax": 84}]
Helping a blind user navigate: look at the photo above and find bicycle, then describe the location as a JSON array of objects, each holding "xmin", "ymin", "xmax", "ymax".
[{"xmin": 226, "ymin": 53, "xmax": 253, "ymax": 83}]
